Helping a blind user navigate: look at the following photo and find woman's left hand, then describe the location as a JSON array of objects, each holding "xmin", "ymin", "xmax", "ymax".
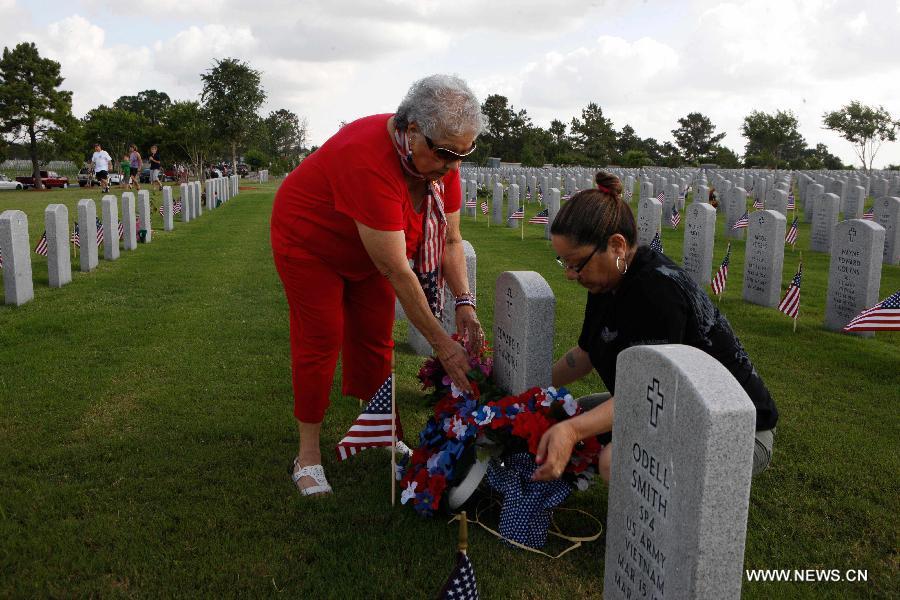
[{"xmin": 455, "ymin": 305, "xmax": 484, "ymax": 355}]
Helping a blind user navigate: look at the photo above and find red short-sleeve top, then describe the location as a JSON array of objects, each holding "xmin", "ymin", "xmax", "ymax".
[{"xmin": 270, "ymin": 113, "xmax": 461, "ymax": 278}]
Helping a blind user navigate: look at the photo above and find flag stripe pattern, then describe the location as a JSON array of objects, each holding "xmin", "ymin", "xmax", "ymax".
[
  {"xmin": 863, "ymin": 208, "xmax": 874, "ymax": 220},
  {"xmin": 464, "ymin": 196, "xmax": 477, "ymax": 208},
  {"xmin": 731, "ymin": 211, "xmax": 750, "ymax": 230},
  {"xmin": 711, "ymin": 244, "xmax": 731, "ymax": 296},
  {"xmin": 509, "ymin": 206, "xmax": 525, "ymax": 220},
  {"xmin": 34, "ymin": 231, "xmax": 48, "ymax": 256},
  {"xmin": 528, "ymin": 208, "xmax": 549, "ymax": 224},
  {"xmin": 778, "ymin": 263, "xmax": 802, "ymax": 318},
  {"xmin": 787, "ymin": 192, "xmax": 796, "ymax": 211},
  {"xmin": 71, "ymin": 223, "xmax": 80, "ymax": 248},
  {"xmin": 842, "ymin": 291, "xmax": 900, "ymax": 332},
  {"xmin": 785, "ymin": 216, "xmax": 799, "ymax": 245},
  {"xmin": 670, "ymin": 205, "xmax": 680, "ymax": 228},
  {"xmin": 335, "ymin": 376, "xmax": 402, "ymax": 461},
  {"xmin": 96, "ymin": 218, "xmax": 104, "ymax": 246},
  {"xmin": 480, "ymin": 201, "xmax": 488, "ymax": 215},
  {"xmin": 437, "ymin": 551, "xmax": 479, "ymax": 600}
]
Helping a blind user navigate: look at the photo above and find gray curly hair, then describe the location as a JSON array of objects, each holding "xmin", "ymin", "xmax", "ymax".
[{"xmin": 394, "ymin": 74, "xmax": 485, "ymax": 140}]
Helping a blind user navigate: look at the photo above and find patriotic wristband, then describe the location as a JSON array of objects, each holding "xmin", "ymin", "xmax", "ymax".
[{"xmin": 455, "ymin": 293, "xmax": 476, "ymax": 310}]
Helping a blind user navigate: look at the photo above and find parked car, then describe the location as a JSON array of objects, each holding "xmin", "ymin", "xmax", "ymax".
[
  {"xmin": 78, "ymin": 168, "xmax": 123, "ymax": 187},
  {"xmin": 15, "ymin": 171, "xmax": 70, "ymax": 189},
  {"xmin": 0, "ymin": 173, "xmax": 24, "ymax": 190}
]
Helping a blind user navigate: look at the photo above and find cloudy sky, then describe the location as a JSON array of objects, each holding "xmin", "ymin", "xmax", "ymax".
[{"xmin": 5, "ymin": 0, "xmax": 900, "ymax": 168}]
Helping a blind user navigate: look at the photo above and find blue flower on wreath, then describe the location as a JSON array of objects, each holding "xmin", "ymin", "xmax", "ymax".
[
  {"xmin": 427, "ymin": 450, "xmax": 454, "ymax": 476},
  {"xmin": 457, "ymin": 396, "xmax": 478, "ymax": 419},
  {"xmin": 443, "ymin": 439, "xmax": 466, "ymax": 461},
  {"xmin": 414, "ymin": 491, "xmax": 435, "ymax": 516},
  {"xmin": 505, "ymin": 404, "xmax": 521, "ymax": 419},
  {"xmin": 420, "ymin": 419, "xmax": 445, "ymax": 447},
  {"xmin": 473, "ymin": 405, "xmax": 496, "ymax": 426}
]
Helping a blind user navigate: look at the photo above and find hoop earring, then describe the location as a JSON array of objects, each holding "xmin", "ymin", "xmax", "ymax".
[{"xmin": 616, "ymin": 255, "xmax": 628, "ymax": 275}]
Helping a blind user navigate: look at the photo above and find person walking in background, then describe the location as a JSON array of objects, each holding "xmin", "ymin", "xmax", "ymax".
[
  {"xmin": 90, "ymin": 142, "xmax": 113, "ymax": 193},
  {"xmin": 129, "ymin": 144, "xmax": 142, "ymax": 191},
  {"xmin": 121, "ymin": 153, "xmax": 132, "ymax": 190},
  {"xmin": 148, "ymin": 144, "xmax": 162, "ymax": 192}
]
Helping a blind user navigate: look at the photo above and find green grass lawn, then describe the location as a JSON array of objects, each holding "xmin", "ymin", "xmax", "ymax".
[{"xmin": 1, "ymin": 182, "xmax": 898, "ymax": 598}]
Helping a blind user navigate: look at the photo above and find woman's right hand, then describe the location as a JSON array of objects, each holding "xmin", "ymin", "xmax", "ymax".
[
  {"xmin": 532, "ymin": 421, "xmax": 578, "ymax": 481},
  {"xmin": 434, "ymin": 337, "xmax": 473, "ymax": 395}
]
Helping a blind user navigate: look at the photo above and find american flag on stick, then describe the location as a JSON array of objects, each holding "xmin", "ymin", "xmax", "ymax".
[
  {"xmin": 437, "ymin": 550, "xmax": 480, "ymax": 600},
  {"xmin": 863, "ymin": 207, "xmax": 874, "ymax": 220},
  {"xmin": 335, "ymin": 375, "xmax": 402, "ymax": 461},
  {"xmin": 480, "ymin": 201, "xmax": 488, "ymax": 215},
  {"xmin": 753, "ymin": 198, "xmax": 764, "ymax": 210},
  {"xmin": 778, "ymin": 262, "xmax": 802, "ymax": 320},
  {"xmin": 731, "ymin": 211, "xmax": 750, "ymax": 230},
  {"xmin": 509, "ymin": 206, "xmax": 525, "ymax": 220},
  {"xmin": 118, "ymin": 221, "xmax": 124, "ymax": 240},
  {"xmin": 173, "ymin": 201, "xmax": 183, "ymax": 215},
  {"xmin": 787, "ymin": 192, "xmax": 796, "ymax": 211},
  {"xmin": 528, "ymin": 208, "xmax": 549, "ymax": 224},
  {"xmin": 785, "ymin": 217, "xmax": 799, "ymax": 246},
  {"xmin": 670, "ymin": 205, "xmax": 680, "ymax": 229},
  {"xmin": 34, "ymin": 231, "xmax": 48, "ymax": 256},
  {"xmin": 95, "ymin": 218, "xmax": 104, "ymax": 246},
  {"xmin": 464, "ymin": 196, "xmax": 477, "ymax": 209},
  {"xmin": 842, "ymin": 291, "xmax": 900, "ymax": 332},
  {"xmin": 656, "ymin": 191, "xmax": 665, "ymax": 203},
  {"xmin": 71, "ymin": 223, "xmax": 80, "ymax": 248},
  {"xmin": 711, "ymin": 243, "xmax": 731, "ymax": 296}
]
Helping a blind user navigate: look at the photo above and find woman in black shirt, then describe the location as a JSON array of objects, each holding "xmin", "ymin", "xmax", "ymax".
[{"xmin": 532, "ymin": 171, "xmax": 777, "ymax": 483}]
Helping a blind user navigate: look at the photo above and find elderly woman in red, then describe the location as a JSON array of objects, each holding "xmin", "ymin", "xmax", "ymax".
[{"xmin": 271, "ymin": 74, "xmax": 485, "ymax": 496}]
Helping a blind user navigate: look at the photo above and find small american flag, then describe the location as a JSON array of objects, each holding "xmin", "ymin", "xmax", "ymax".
[
  {"xmin": 158, "ymin": 204, "xmax": 165, "ymax": 216},
  {"xmin": 71, "ymin": 223, "xmax": 80, "ymax": 248},
  {"xmin": 509, "ymin": 206, "xmax": 525, "ymax": 220},
  {"xmin": 464, "ymin": 196, "xmax": 477, "ymax": 209},
  {"xmin": 650, "ymin": 230, "xmax": 663, "ymax": 254},
  {"xmin": 656, "ymin": 191, "xmax": 665, "ymax": 203},
  {"xmin": 625, "ymin": 187, "xmax": 633, "ymax": 200},
  {"xmin": 437, "ymin": 551, "xmax": 479, "ymax": 600},
  {"xmin": 778, "ymin": 262, "xmax": 802, "ymax": 318},
  {"xmin": 528, "ymin": 208, "xmax": 549, "ymax": 224},
  {"xmin": 711, "ymin": 243, "xmax": 731, "ymax": 296},
  {"xmin": 842, "ymin": 290, "xmax": 900, "ymax": 332},
  {"xmin": 753, "ymin": 198, "xmax": 764, "ymax": 210},
  {"xmin": 863, "ymin": 207, "xmax": 874, "ymax": 220},
  {"xmin": 118, "ymin": 221, "xmax": 124, "ymax": 240},
  {"xmin": 787, "ymin": 192, "xmax": 796, "ymax": 211},
  {"xmin": 173, "ymin": 201, "xmax": 183, "ymax": 215},
  {"xmin": 731, "ymin": 211, "xmax": 750, "ymax": 230},
  {"xmin": 96, "ymin": 218, "xmax": 104, "ymax": 246},
  {"xmin": 0, "ymin": 246, "xmax": 3, "ymax": 268},
  {"xmin": 785, "ymin": 217, "xmax": 799, "ymax": 246},
  {"xmin": 34, "ymin": 231, "xmax": 48, "ymax": 256},
  {"xmin": 480, "ymin": 201, "xmax": 488, "ymax": 215},
  {"xmin": 335, "ymin": 376, "xmax": 402, "ymax": 461},
  {"xmin": 670, "ymin": 205, "xmax": 680, "ymax": 229}
]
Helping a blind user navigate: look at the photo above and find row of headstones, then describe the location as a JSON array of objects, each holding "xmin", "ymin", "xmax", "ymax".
[
  {"xmin": 404, "ymin": 262, "xmax": 756, "ymax": 598},
  {"xmin": 0, "ymin": 176, "xmax": 240, "ymax": 306},
  {"xmin": 258, "ymin": 170, "xmax": 270, "ymax": 183}
]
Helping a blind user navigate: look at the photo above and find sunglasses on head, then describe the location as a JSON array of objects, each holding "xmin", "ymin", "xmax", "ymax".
[{"xmin": 423, "ymin": 134, "xmax": 477, "ymax": 162}]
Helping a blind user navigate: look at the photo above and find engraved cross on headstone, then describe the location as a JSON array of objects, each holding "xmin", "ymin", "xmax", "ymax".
[
  {"xmin": 848, "ymin": 227, "xmax": 857, "ymax": 243},
  {"xmin": 646, "ymin": 378, "xmax": 664, "ymax": 428}
]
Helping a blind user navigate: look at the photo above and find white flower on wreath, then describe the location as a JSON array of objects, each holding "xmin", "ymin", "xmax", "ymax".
[
  {"xmin": 451, "ymin": 416, "xmax": 468, "ymax": 439},
  {"xmin": 401, "ymin": 481, "xmax": 418, "ymax": 504},
  {"xmin": 562, "ymin": 393, "xmax": 578, "ymax": 416},
  {"xmin": 474, "ymin": 405, "xmax": 495, "ymax": 426},
  {"xmin": 450, "ymin": 381, "xmax": 464, "ymax": 398}
]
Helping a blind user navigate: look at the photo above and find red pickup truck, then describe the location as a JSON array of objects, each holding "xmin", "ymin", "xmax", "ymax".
[{"xmin": 15, "ymin": 171, "xmax": 70, "ymax": 189}]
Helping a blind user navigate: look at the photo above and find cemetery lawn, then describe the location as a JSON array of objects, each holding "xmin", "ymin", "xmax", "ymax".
[{"xmin": 1, "ymin": 184, "xmax": 898, "ymax": 599}]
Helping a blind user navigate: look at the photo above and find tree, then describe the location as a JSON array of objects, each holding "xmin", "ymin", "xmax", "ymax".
[
  {"xmin": 569, "ymin": 103, "xmax": 617, "ymax": 165},
  {"xmin": 200, "ymin": 58, "xmax": 266, "ymax": 174},
  {"xmin": 0, "ymin": 42, "xmax": 75, "ymax": 189},
  {"xmin": 706, "ymin": 144, "xmax": 742, "ymax": 169},
  {"xmin": 622, "ymin": 149, "xmax": 652, "ymax": 167},
  {"xmin": 113, "ymin": 90, "xmax": 172, "ymax": 127},
  {"xmin": 264, "ymin": 109, "xmax": 307, "ymax": 165},
  {"xmin": 616, "ymin": 124, "xmax": 643, "ymax": 158},
  {"xmin": 671, "ymin": 112, "xmax": 725, "ymax": 164},
  {"xmin": 741, "ymin": 110, "xmax": 806, "ymax": 169},
  {"xmin": 822, "ymin": 101, "xmax": 898, "ymax": 172},
  {"xmin": 82, "ymin": 106, "xmax": 145, "ymax": 165},
  {"xmin": 163, "ymin": 101, "xmax": 213, "ymax": 179}
]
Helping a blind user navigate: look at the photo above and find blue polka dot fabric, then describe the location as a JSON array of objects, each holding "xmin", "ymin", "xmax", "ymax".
[{"xmin": 485, "ymin": 452, "xmax": 572, "ymax": 549}]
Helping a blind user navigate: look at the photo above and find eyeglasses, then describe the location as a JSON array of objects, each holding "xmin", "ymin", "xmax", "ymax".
[
  {"xmin": 556, "ymin": 246, "xmax": 599, "ymax": 274},
  {"xmin": 424, "ymin": 135, "xmax": 477, "ymax": 162}
]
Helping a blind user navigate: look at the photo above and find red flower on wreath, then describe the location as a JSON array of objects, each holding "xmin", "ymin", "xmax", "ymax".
[{"xmin": 511, "ymin": 410, "xmax": 553, "ymax": 455}]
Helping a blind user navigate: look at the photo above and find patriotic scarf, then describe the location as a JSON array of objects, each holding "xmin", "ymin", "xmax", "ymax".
[{"xmin": 392, "ymin": 126, "xmax": 447, "ymax": 317}]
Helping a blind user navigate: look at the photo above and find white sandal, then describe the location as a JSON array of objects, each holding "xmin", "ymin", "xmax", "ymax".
[{"xmin": 291, "ymin": 458, "xmax": 333, "ymax": 496}]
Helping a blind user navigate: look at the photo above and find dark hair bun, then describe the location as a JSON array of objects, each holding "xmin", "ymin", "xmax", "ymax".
[{"xmin": 595, "ymin": 170, "xmax": 623, "ymax": 198}]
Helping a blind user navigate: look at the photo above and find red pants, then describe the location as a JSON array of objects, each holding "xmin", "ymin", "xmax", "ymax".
[{"xmin": 273, "ymin": 250, "xmax": 394, "ymax": 423}]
